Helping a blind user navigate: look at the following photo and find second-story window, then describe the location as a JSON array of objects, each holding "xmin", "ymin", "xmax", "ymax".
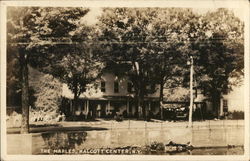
[
  {"xmin": 101, "ymin": 81, "xmax": 106, "ymax": 92},
  {"xmin": 223, "ymin": 99, "xmax": 228, "ymax": 112},
  {"xmin": 222, "ymin": 88, "xmax": 229, "ymax": 95},
  {"xmin": 114, "ymin": 81, "xmax": 119, "ymax": 93},
  {"xmin": 127, "ymin": 82, "xmax": 133, "ymax": 93}
]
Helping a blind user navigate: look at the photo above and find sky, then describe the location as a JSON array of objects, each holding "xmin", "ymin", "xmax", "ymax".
[{"xmin": 81, "ymin": 8, "xmax": 103, "ymax": 26}]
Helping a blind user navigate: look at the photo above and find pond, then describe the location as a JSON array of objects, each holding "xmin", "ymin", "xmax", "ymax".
[{"xmin": 34, "ymin": 127, "xmax": 244, "ymax": 155}]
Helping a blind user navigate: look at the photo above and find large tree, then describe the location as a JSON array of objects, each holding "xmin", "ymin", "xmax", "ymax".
[
  {"xmin": 97, "ymin": 8, "xmax": 162, "ymax": 119},
  {"xmin": 28, "ymin": 8, "xmax": 104, "ymax": 116},
  {"xmin": 7, "ymin": 7, "xmax": 90, "ymax": 133},
  {"xmin": 192, "ymin": 8, "xmax": 244, "ymax": 117},
  {"xmin": 7, "ymin": 7, "xmax": 37, "ymax": 133},
  {"xmin": 58, "ymin": 43, "xmax": 103, "ymax": 115},
  {"xmin": 97, "ymin": 8, "xmax": 205, "ymax": 119},
  {"xmin": 148, "ymin": 8, "xmax": 202, "ymax": 119}
]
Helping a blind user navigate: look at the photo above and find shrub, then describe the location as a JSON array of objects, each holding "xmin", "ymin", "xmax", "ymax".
[
  {"xmin": 31, "ymin": 74, "xmax": 62, "ymax": 123},
  {"xmin": 227, "ymin": 111, "xmax": 244, "ymax": 120},
  {"xmin": 203, "ymin": 111, "xmax": 215, "ymax": 120},
  {"xmin": 30, "ymin": 109, "xmax": 66, "ymax": 123},
  {"xmin": 6, "ymin": 111, "xmax": 22, "ymax": 128},
  {"xmin": 114, "ymin": 113, "xmax": 123, "ymax": 122},
  {"xmin": 145, "ymin": 141, "xmax": 165, "ymax": 152}
]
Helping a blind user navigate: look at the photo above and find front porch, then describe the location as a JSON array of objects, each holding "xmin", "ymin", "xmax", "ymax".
[{"xmin": 61, "ymin": 96, "xmax": 160, "ymax": 120}]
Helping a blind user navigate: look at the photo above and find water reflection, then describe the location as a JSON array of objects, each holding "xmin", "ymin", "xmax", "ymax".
[
  {"xmin": 38, "ymin": 129, "xmax": 244, "ymax": 155},
  {"xmin": 41, "ymin": 131, "xmax": 87, "ymax": 149}
]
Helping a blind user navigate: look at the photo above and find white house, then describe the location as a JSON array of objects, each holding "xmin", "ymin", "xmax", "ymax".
[
  {"xmin": 62, "ymin": 72, "xmax": 160, "ymax": 119},
  {"xmin": 220, "ymin": 84, "xmax": 244, "ymax": 114},
  {"xmin": 62, "ymin": 70, "xmax": 244, "ymax": 119},
  {"xmin": 194, "ymin": 83, "xmax": 244, "ymax": 117}
]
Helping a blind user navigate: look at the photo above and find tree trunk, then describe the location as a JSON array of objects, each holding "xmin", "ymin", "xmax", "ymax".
[
  {"xmin": 73, "ymin": 95, "xmax": 77, "ymax": 116},
  {"xmin": 20, "ymin": 52, "xmax": 29, "ymax": 134},
  {"xmin": 211, "ymin": 91, "xmax": 221, "ymax": 118},
  {"xmin": 137, "ymin": 92, "xmax": 143, "ymax": 119},
  {"xmin": 213, "ymin": 98, "xmax": 220, "ymax": 118},
  {"xmin": 159, "ymin": 78, "xmax": 164, "ymax": 120},
  {"xmin": 137, "ymin": 82, "xmax": 145, "ymax": 120},
  {"xmin": 73, "ymin": 84, "xmax": 78, "ymax": 116}
]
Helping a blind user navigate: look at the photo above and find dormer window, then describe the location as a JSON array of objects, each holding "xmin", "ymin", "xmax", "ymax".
[
  {"xmin": 101, "ymin": 81, "xmax": 106, "ymax": 92},
  {"xmin": 114, "ymin": 81, "xmax": 119, "ymax": 93},
  {"xmin": 127, "ymin": 82, "xmax": 133, "ymax": 93}
]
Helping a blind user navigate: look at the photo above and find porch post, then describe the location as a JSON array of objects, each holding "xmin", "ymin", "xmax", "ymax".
[
  {"xmin": 70, "ymin": 100, "xmax": 73, "ymax": 114},
  {"xmin": 106, "ymin": 101, "xmax": 108, "ymax": 114},
  {"xmin": 108, "ymin": 100, "xmax": 110, "ymax": 112},
  {"xmin": 86, "ymin": 100, "xmax": 89, "ymax": 118},
  {"xmin": 127, "ymin": 99, "xmax": 129, "ymax": 114},
  {"xmin": 84, "ymin": 100, "xmax": 87, "ymax": 119},
  {"xmin": 220, "ymin": 99, "xmax": 223, "ymax": 117}
]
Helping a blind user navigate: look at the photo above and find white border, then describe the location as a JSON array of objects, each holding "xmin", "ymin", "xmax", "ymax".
[
  {"xmin": 0, "ymin": 0, "xmax": 248, "ymax": 8},
  {"xmin": 244, "ymin": 1, "xmax": 250, "ymax": 160},
  {"xmin": 1, "ymin": 2, "xmax": 7, "ymax": 161},
  {"xmin": 1, "ymin": 0, "xmax": 249, "ymax": 161}
]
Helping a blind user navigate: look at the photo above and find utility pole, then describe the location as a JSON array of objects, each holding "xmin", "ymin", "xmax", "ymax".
[{"xmin": 188, "ymin": 56, "xmax": 194, "ymax": 128}]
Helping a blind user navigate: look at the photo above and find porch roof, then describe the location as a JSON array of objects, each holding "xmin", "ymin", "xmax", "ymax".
[{"xmin": 63, "ymin": 95, "xmax": 159, "ymax": 101}]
